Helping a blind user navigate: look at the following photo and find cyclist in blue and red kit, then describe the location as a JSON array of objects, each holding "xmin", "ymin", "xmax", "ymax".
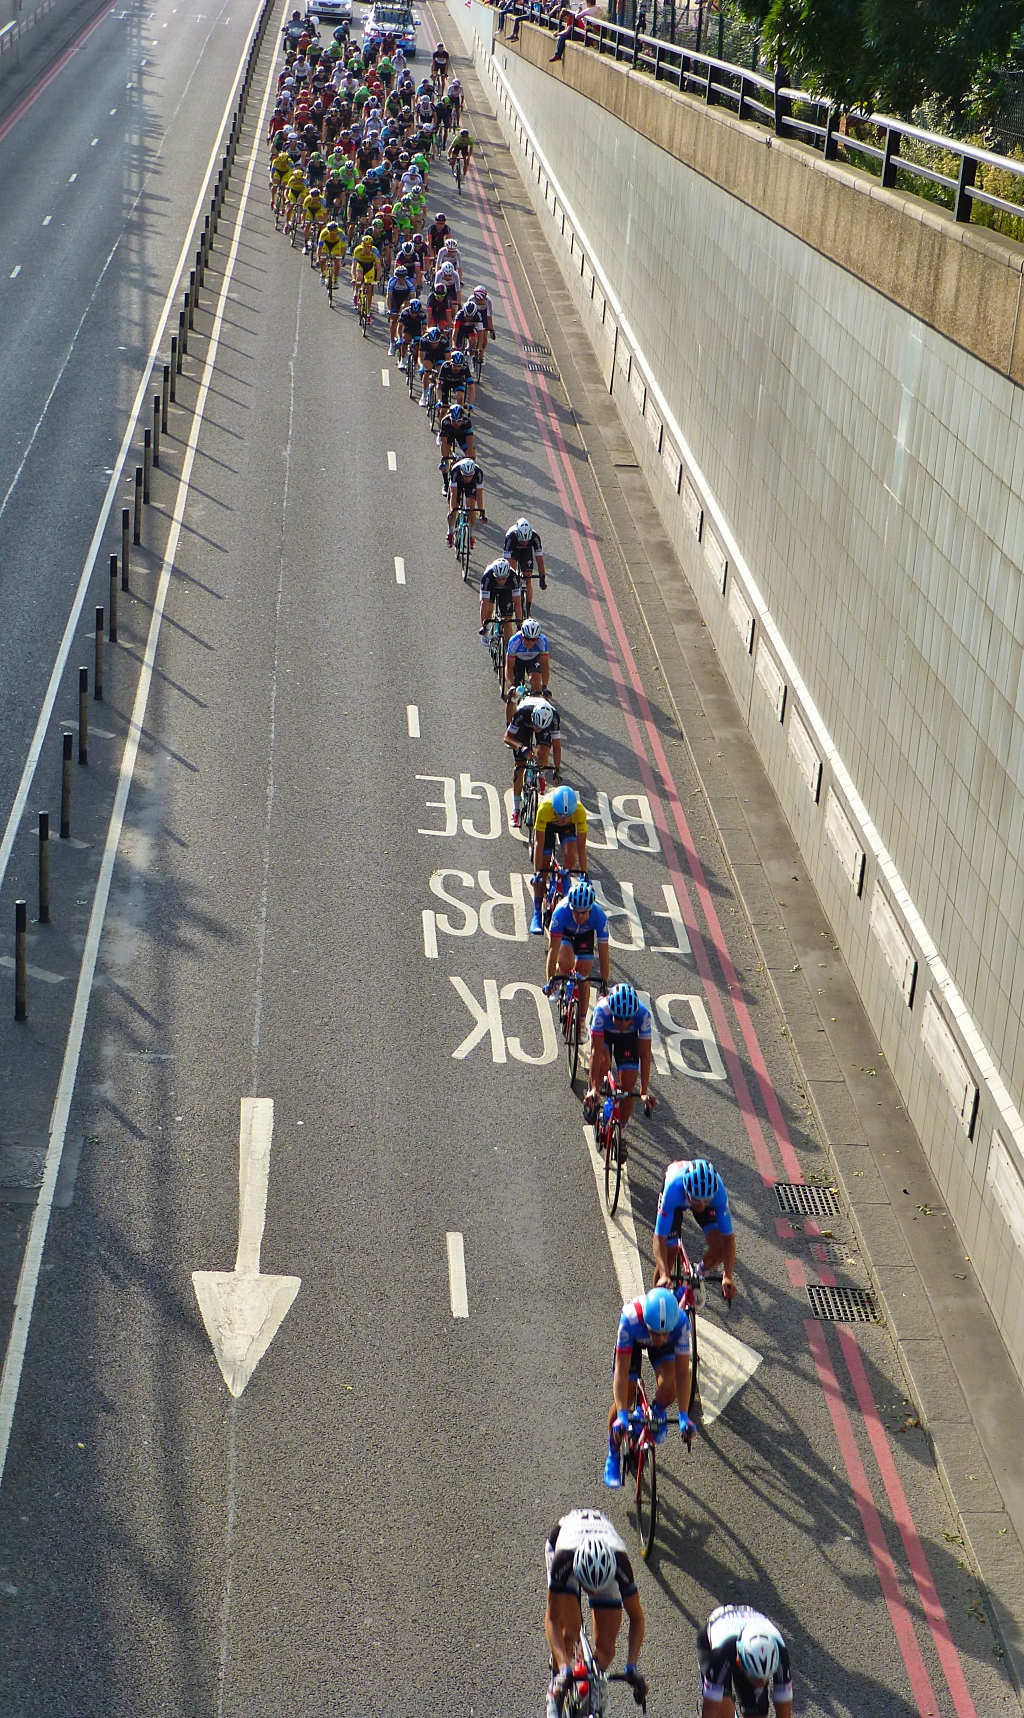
[
  {"xmin": 543, "ymin": 878, "xmax": 610, "ymax": 1018},
  {"xmin": 652, "ymin": 1158, "xmax": 738, "ymax": 1302},
  {"xmin": 604, "ymin": 1286, "xmax": 694, "ymax": 1488},
  {"xmin": 583, "ymin": 982, "xmax": 655, "ymax": 1137}
]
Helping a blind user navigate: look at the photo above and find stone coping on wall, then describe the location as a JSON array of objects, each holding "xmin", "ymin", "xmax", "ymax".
[{"xmin": 501, "ymin": 21, "xmax": 1024, "ymax": 386}]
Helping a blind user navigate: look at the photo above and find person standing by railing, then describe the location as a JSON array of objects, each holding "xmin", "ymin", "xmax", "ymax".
[{"xmin": 549, "ymin": 0, "xmax": 600, "ymax": 59}]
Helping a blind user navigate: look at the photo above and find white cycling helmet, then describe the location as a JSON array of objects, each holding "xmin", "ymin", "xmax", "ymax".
[
  {"xmin": 515, "ymin": 517, "xmax": 532, "ymax": 541},
  {"xmin": 440, "ymin": 262, "xmax": 456, "ymax": 278},
  {"xmin": 573, "ymin": 1536, "xmax": 616, "ymax": 1594},
  {"xmin": 736, "ymin": 1621, "xmax": 784, "ymax": 1684},
  {"xmin": 530, "ymin": 700, "xmax": 556, "ymax": 731},
  {"xmin": 473, "ymin": 284, "xmax": 488, "ymax": 300},
  {"xmin": 521, "ymin": 617, "xmax": 542, "ymax": 639}
]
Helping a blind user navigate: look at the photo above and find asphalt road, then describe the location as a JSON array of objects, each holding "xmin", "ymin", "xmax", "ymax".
[{"xmin": 0, "ymin": 6, "xmax": 1017, "ymax": 1716}]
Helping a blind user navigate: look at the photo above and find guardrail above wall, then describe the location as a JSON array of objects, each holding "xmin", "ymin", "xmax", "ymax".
[{"xmin": 500, "ymin": 4, "xmax": 1024, "ymax": 228}]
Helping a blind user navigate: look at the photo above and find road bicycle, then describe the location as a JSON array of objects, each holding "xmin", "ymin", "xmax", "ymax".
[
  {"xmin": 670, "ymin": 1243, "xmax": 728, "ymax": 1417},
  {"xmin": 540, "ymin": 857, "xmax": 577, "ymax": 931},
  {"xmin": 551, "ymin": 1620, "xmax": 646, "ymax": 1716},
  {"xmin": 453, "ymin": 503, "xmax": 472, "ymax": 579},
  {"xmin": 613, "ymin": 1370, "xmax": 693, "ymax": 1559},
  {"xmin": 519, "ymin": 751, "xmax": 547, "ymax": 842},
  {"xmin": 452, "ymin": 153, "xmax": 465, "ymax": 195},
  {"xmin": 483, "ymin": 616, "xmax": 506, "ymax": 688},
  {"xmin": 472, "ymin": 334, "xmax": 486, "ymax": 384},
  {"xmin": 357, "ymin": 275, "xmax": 374, "ymax": 335},
  {"xmin": 550, "ymin": 963, "xmax": 586, "ymax": 1086},
  {"xmin": 321, "ymin": 255, "xmax": 340, "ymax": 307},
  {"xmin": 404, "ymin": 337, "xmax": 421, "ymax": 398},
  {"xmin": 594, "ymin": 1070, "xmax": 653, "ymax": 1218},
  {"xmin": 424, "ymin": 370, "xmax": 441, "ymax": 432}
]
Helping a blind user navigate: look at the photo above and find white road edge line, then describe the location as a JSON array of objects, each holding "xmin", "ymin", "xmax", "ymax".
[
  {"xmin": 0, "ymin": 25, "xmax": 281, "ymax": 1492},
  {"xmin": 446, "ymin": 1232, "xmax": 469, "ymax": 1318},
  {"xmin": 406, "ymin": 704, "xmax": 420, "ymax": 737},
  {"xmin": 0, "ymin": 0, "xmax": 269, "ymax": 903},
  {"xmin": 394, "ymin": 555, "xmax": 405, "ymax": 584},
  {"xmin": 581, "ymin": 1126, "xmax": 763, "ymax": 1425}
]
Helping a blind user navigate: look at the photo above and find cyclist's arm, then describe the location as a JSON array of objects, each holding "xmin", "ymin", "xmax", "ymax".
[
  {"xmin": 651, "ymin": 1228, "xmax": 676, "ymax": 1285},
  {"xmin": 544, "ymin": 927, "xmax": 563, "ymax": 981},
  {"xmin": 623, "ymin": 1590, "xmax": 645, "ymax": 1666},
  {"xmin": 611, "ymin": 1346, "xmax": 634, "ymax": 1413},
  {"xmin": 597, "ymin": 936, "xmax": 611, "ymax": 984},
  {"xmin": 720, "ymin": 1230, "xmax": 737, "ymax": 1288},
  {"xmin": 588, "ymin": 1031, "xmax": 610, "ymax": 1091},
  {"xmin": 638, "ymin": 1039, "xmax": 654, "ymax": 1101},
  {"xmin": 576, "ymin": 827, "xmax": 587, "ymax": 871}
]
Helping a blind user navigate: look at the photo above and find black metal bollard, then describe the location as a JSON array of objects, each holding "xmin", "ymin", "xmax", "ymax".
[
  {"xmin": 182, "ymin": 295, "xmax": 190, "ymax": 351},
  {"xmin": 94, "ymin": 608, "xmax": 104, "ymax": 701},
  {"xmin": 170, "ymin": 336, "xmax": 178, "ymax": 394},
  {"xmin": 60, "ymin": 732, "xmax": 72, "ymax": 838},
  {"xmin": 122, "ymin": 507, "xmax": 131, "ymax": 589},
  {"xmin": 178, "ymin": 309, "xmax": 186, "ymax": 363},
  {"xmin": 109, "ymin": 554, "xmax": 118, "ymax": 642},
  {"xmin": 133, "ymin": 467, "xmax": 142, "ymax": 544},
  {"xmin": 14, "ymin": 901, "xmax": 27, "ymax": 1021},
  {"xmin": 162, "ymin": 364, "xmax": 170, "ymax": 430},
  {"xmin": 143, "ymin": 428, "xmax": 152, "ymax": 503},
  {"xmin": 153, "ymin": 394, "xmax": 161, "ymax": 468},
  {"xmin": 196, "ymin": 244, "xmax": 204, "ymax": 289},
  {"xmin": 38, "ymin": 813, "xmax": 50, "ymax": 925},
  {"xmin": 189, "ymin": 268, "xmax": 197, "ymax": 320},
  {"xmin": 78, "ymin": 667, "xmax": 89, "ymax": 764}
]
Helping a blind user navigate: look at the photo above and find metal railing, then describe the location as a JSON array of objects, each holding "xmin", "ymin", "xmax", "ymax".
[{"xmin": 495, "ymin": 5, "xmax": 1024, "ymax": 228}]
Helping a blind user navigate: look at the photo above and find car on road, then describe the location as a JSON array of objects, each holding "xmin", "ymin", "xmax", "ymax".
[
  {"xmin": 361, "ymin": 0, "xmax": 420, "ymax": 56},
  {"xmin": 306, "ymin": 0, "xmax": 352, "ymax": 23}
]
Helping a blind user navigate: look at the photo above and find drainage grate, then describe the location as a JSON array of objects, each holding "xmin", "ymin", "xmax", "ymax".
[
  {"xmin": 522, "ymin": 341, "xmax": 551, "ymax": 355},
  {"xmin": 815, "ymin": 1242, "xmax": 859, "ymax": 1266},
  {"xmin": 526, "ymin": 362, "xmax": 559, "ymax": 377},
  {"xmin": 807, "ymin": 1284, "xmax": 879, "ymax": 1322},
  {"xmin": 775, "ymin": 1181, "xmax": 841, "ymax": 1218}
]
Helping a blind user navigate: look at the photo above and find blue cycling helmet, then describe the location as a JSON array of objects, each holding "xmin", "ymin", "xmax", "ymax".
[
  {"xmin": 681, "ymin": 1159, "xmax": 719, "ymax": 1203},
  {"xmin": 642, "ymin": 1286, "xmax": 681, "ymax": 1335},
  {"xmin": 407, "ymin": 298, "xmax": 422, "ymax": 311},
  {"xmin": 551, "ymin": 786, "xmax": 578, "ymax": 817},
  {"xmin": 568, "ymin": 879, "xmax": 595, "ymax": 912},
  {"xmin": 607, "ymin": 983, "xmax": 639, "ymax": 1020},
  {"xmin": 448, "ymin": 403, "xmax": 465, "ymax": 420}
]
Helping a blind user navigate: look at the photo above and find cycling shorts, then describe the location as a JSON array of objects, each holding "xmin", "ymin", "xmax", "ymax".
[
  {"xmin": 615, "ymin": 1340, "xmax": 676, "ymax": 1382},
  {"xmin": 542, "ymin": 824, "xmax": 578, "ymax": 855},
  {"xmin": 560, "ymin": 928, "xmax": 595, "ymax": 959},
  {"xmin": 511, "ymin": 656, "xmax": 544, "ymax": 689}
]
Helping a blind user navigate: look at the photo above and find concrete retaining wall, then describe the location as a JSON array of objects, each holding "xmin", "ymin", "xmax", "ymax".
[{"xmin": 453, "ymin": 6, "xmax": 1024, "ymax": 1383}]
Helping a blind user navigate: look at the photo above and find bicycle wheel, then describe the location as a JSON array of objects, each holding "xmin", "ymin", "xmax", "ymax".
[
  {"xmin": 564, "ymin": 989, "xmax": 581, "ymax": 1086},
  {"xmin": 488, "ymin": 626, "xmax": 503, "ymax": 679},
  {"xmin": 521, "ymin": 780, "xmax": 538, "ymax": 840},
  {"xmin": 455, "ymin": 157, "xmax": 463, "ymax": 195},
  {"xmin": 635, "ymin": 1442, "xmax": 658, "ymax": 1559},
  {"xmin": 327, "ymin": 269, "xmax": 335, "ymax": 307},
  {"xmin": 460, "ymin": 513, "xmax": 472, "ymax": 579},
  {"xmin": 603, "ymin": 1121, "xmax": 622, "ymax": 1215},
  {"xmin": 474, "ymin": 343, "xmax": 484, "ymax": 383}
]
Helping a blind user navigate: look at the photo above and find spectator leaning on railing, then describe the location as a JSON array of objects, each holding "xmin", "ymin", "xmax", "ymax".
[{"xmin": 549, "ymin": 0, "xmax": 600, "ymax": 59}]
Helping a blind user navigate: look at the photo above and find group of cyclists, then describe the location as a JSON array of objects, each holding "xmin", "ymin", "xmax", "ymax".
[
  {"xmin": 266, "ymin": 15, "xmax": 794, "ymax": 1714},
  {"xmin": 268, "ymin": 6, "xmax": 476, "ymax": 318}
]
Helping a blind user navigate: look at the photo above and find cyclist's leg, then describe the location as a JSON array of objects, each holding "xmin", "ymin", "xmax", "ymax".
[
  {"xmin": 572, "ymin": 950, "xmax": 594, "ymax": 1017},
  {"xmin": 617, "ymin": 1061, "xmax": 639, "ymax": 1127},
  {"xmin": 590, "ymin": 1603, "xmax": 624, "ymax": 1677},
  {"xmin": 545, "ymin": 1590, "xmax": 583, "ymax": 1673}
]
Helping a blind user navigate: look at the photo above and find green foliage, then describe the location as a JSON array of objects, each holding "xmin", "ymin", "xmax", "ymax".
[{"xmin": 732, "ymin": 0, "xmax": 1024, "ymax": 118}]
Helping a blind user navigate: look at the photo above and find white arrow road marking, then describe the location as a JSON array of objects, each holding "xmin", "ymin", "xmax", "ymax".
[
  {"xmin": 192, "ymin": 1099, "xmax": 300, "ymax": 1398},
  {"xmin": 582, "ymin": 1126, "xmax": 762, "ymax": 1423},
  {"xmin": 446, "ymin": 1232, "xmax": 469, "ymax": 1317}
]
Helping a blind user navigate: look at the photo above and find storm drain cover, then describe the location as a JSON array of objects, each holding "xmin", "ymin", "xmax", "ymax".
[
  {"xmin": 522, "ymin": 341, "xmax": 551, "ymax": 355},
  {"xmin": 775, "ymin": 1181, "xmax": 841, "ymax": 1218},
  {"xmin": 525, "ymin": 362, "xmax": 558, "ymax": 377},
  {"xmin": 806, "ymin": 1284, "xmax": 878, "ymax": 1322}
]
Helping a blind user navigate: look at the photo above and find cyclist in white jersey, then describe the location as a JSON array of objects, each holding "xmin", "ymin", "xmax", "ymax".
[{"xmin": 545, "ymin": 1509, "xmax": 647, "ymax": 1718}]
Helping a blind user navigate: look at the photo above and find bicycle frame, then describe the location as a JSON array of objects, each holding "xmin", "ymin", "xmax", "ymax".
[{"xmin": 555, "ymin": 1622, "xmax": 646, "ymax": 1716}]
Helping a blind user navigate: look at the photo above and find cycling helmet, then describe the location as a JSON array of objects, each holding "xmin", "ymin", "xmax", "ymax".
[
  {"xmin": 448, "ymin": 403, "xmax": 466, "ymax": 421},
  {"xmin": 736, "ymin": 1621, "xmax": 784, "ymax": 1684},
  {"xmin": 568, "ymin": 879, "xmax": 596, "ymax": 912},
  {"xmin": 395, "ymin": 262, "xmax": 408, "ymax": 274},
  {"xmin": 515, "ymin": 517, "xmax": 533, "ymax": 541},
  {"xmin": 407, "ymin": 297, "xmax": 422, "ymax": 311},
  {"xmin": 487, "ymin": 557, "xmax": 512, "ymax": 579},
  {"xmin": 530, "ymin": 700, "xmax": 556, "ymax": 732},
  {"xmin": 551, "ymin": 786, "xmax": 578, "ymax": 817},
  {"xmin": 642, "ymin": 1286, "xmax": 681, "ymax": 1335},
  {"xmin": 473, "ymin": 285, "xmax": 488, "ymax": 301},
  {"xmin": 607, "ymin": 983, "xmax": 640, "ymax": 1020},
  {"xmin": 434, "ymin": 209, "xmax": 446, "ymax": 222},
  {"xmin": 521, "ymin": 617, "xmax": 542, "ymax": 639},
  {"xmin": 681, "ymin": 1159, "xmax": 719, "ymax": 1203},
  {"xmin": 440, "ymin": 262, "xmax": 456, "ymax": 279},
  {"xmin": 572, "ymin": 1536, "xmax": 616, "ymax": 1595},
  {"xmin": 454, "ymin": 457, "xmax": 478, "ymax": 477}
]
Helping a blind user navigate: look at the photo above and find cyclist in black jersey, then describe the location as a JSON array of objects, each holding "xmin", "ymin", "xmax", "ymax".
[{"xmin": 696, "ymin": 1606, "xmax": 792, "ymax": 1717}]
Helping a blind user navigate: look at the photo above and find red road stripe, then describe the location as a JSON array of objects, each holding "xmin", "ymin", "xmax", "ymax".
[
  {"xmin": 463, "ymin": 172, "xmax": 780, "ymax": 1182},
  {"xmin": 839, "ymin": 1330, "xmax": 981, "ymax": 1718},
  {"xmin": 0, "ymin": 0, "xmax": 115, "ymax": 147}
]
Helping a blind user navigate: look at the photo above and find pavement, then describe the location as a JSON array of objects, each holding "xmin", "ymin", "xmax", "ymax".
[{"xmin": 0, "ymin": 3, "xmax": 1020, "ymax": 1715}]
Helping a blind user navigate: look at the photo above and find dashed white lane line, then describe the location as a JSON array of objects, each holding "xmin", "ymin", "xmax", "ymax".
[
  {"xmin": 394, "ymin": 556, "xmax": 406, "ymax": 584},
  {"xmin": 42, "ymin": 217, "xmax": 51, "ymax": 226},
  {"xmin": 581, "ymin": 1125, "xmax": 763, "ymax": 1424},
  {"xmin": 446, "ymin": 1232, "xmax": 469, "ymax": 1318},
  {"xmin": 381, "ymin": 368, "xmax": 390, "ymax": 387},
  {"xmin": 109, "ymin": 107, "xmax": 117, "ymax": 114},
  {"xmin": 9, "ymin": 266, "xmax": 20, "ymax": 279},
  {"xmin": 91, "ymin": 137, "xmax": 99, "ymax": 146},
  {"xmin": 68, "ymin": 173, "xmax": 77, "ymax": 182},
  {"xmin": 406, "ymin": 704, "xmax": 420, "ymax": 737},
  {"xmin": 387, "ymin": 450, "xmax": 397, "ymax": 471}
]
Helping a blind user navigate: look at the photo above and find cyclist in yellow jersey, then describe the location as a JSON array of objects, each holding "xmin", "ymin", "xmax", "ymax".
[
  {"xmin": 302, "ymin": 188, "xmax": 327, "ymax": 249},
  {"xmin": 317, "ymin": 218, "xmax": 345, "ymax": 286},
  {"xmin": 270, "ymin": 149, "xmax": 292, "ymax": 208},
  {"xmin": 350, "ymin": 234, "xmax": 380, "ymax": 308},
  {"xmin": 285, "ymin": 168, "xmax": 307, "ymax": 235}
]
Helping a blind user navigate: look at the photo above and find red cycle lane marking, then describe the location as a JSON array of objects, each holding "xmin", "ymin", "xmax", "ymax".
[
  {"xmin": 787, "ymin": 1261, "xmax": 942, "ymax": 1717},
  {"xmin": 0, "ymin": 0, "xmax": 115, "ymax": 147},
  {"xmin": 462, "ymin": 172, "xmax": 779, "ymax": 1186},
  {"xmin": 839, "ymin": 1330, "xmax": 981, "ymax": 1718}
]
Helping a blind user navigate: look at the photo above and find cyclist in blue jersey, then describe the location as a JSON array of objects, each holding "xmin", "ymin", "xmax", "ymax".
[
  {"xmin": 543, "ymin": 878, "xmax": 609, "ymax": 1017},
  {"xmin": 583, "ymin": 983, "xmax": 655, "ymax": 1134},
  {"xmin": 604, "ymin": 1286, "xmax": 694, "ymax": 1488},
  {"xmin": 504, "ymin": 616, "xmax": 550, "ymax": 721},
  {"xmin": 653, "ymin": 1158, "xmax": 737, "ymax": 1302}
]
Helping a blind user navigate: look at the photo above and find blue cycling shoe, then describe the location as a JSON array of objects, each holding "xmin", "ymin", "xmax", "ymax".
[
  {"xmin": 530, "ymin": 906, "xmax": 544, "ymax": 935},
  {"xmin": 603, "ymin": 1443, "xmax": 623, "ymax": 1489}
]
